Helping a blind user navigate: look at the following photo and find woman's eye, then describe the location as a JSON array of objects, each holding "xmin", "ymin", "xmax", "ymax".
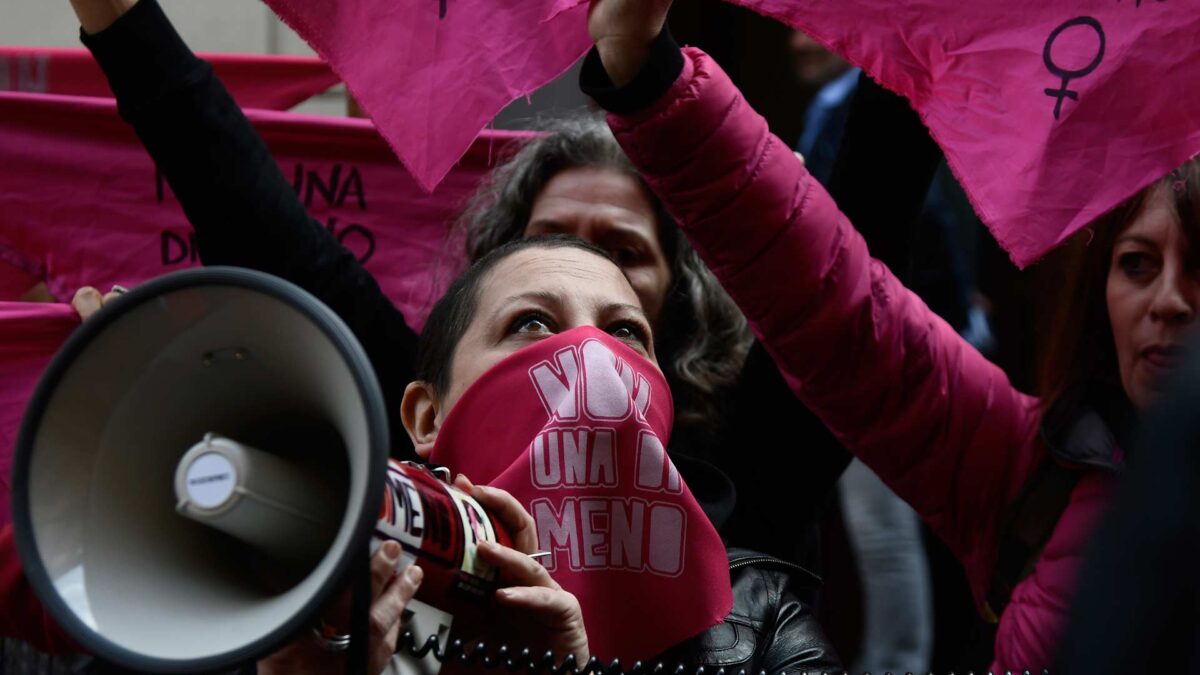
[
  {"xmin": 611, "ymin": 247, "xmax": 641, "ymax": 267},
  {"xmin": 609, "ymin": 321, "xmax": 649, "ymax": 346},
  {"xmin": 510, "ymin": 313, "xmax": 553, "ymax": 335},
  {"xmin": 1117, "ymin": 252, "xmax": 1158, "ymax": 279}
]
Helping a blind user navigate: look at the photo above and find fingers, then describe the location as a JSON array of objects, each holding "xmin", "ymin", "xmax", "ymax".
[
  {"xmin": 494, "ymin": 585, "xmax": 579, "ymax": 617},
  {"xmin": 71, "ymin": 287, "xmax": 103, "ymax": 321},
  {"xmin": 477, "ymin": 540, "xmax": 558, "ymax": 590},
  {"xmin": 451, "ymin": 473, "xmax": 475, "ymax": 493},
  {"xmin": 368, "ymin": 566, "xmax": 423, "ymax": 673},
  {"xmin": 371, "ymin": 540, "xmax": 404, "ymax": 599},
  {"xmin": 492, "ymin": 573, "xmax": 589, "ymax": 665},
  {"xmin": 459, "ymin": 478, "xmax": 539, "ymax": 554},
  {"xmin": 71, "ymin": 285, "xmax": 127, "ymax": 321}
]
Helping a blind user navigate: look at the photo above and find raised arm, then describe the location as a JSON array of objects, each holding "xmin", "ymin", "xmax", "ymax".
[
  {"xmin": 582, "ymin": 4, "xmax": 1045, "ymax": 606},
  {"xmin": 71, "ymin": 0, "xmax": 417, "ymax": 458}
]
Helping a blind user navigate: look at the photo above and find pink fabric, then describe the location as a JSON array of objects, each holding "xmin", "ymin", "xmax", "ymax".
[
  {"xmin": 606, "ymin": 46, "xmax": 1104, "ymax": 672},
  {"xmin": 0, "ymin": 90, "xmax": 530, "ymax": 527},
  {"xmin": 259, "ymin": 0, "xmax": 591, "ymax": 192},
  {"xmin": 0, "ymin": 303, "xmax": 79, "ymax": 527},
  {"xmin": 0, "ymin": 47, "xmax": 339, "ymax": 111},
  {"xmin": 0, "ymin": 523, "xmax": 76, "ymax": 653},
  {"xmin": 0, "ymin": 90, "xmax": 527, "ymax": 322},
  {"xmin": 429, "ymin": 328, "xmax": 732, "ymax": 662},
  {"xmin": 553, "ymin": 0, "xmax": 1200, "ymax": 267}
]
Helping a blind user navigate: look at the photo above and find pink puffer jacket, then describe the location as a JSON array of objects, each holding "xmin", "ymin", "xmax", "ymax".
[{"xmin": 606, "ymin": 47, "xmax": 1116, "ymax": 672}]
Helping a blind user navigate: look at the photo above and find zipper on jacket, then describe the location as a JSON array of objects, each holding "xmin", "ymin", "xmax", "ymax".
[{"xmin": 728, "ymin": 555, "xmax": 821, "ymax": 584}]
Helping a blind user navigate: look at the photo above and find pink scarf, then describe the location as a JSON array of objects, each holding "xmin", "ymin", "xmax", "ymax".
[{"xmin": 430, "ymin": 327, "xmax": 731, "ymax": 662}]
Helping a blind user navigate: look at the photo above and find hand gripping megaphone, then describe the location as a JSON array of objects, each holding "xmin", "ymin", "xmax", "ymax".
[{"xmin": 10, "ymin": 268, "xmax": 508, "ymax": 673}]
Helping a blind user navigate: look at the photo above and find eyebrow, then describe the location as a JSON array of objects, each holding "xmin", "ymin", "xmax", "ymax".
[
  {"xmin": 528, "ymin": 218, "xmax": 654, "ymax": 242},
  {"xmin": 499, "ymin": 290, "xmax": 564, "ymax": 307},
  {"xmin": 496, "ymin": 293, "xmax": 648, "ymax": 323},
  {"xmin": 607, "ymin": 302, "xmax": 648, "ymax": 319},
  {"xmin": 1114, "ymin": 234, "xmax": 1160, "ymax": 248},
  {"xmin": 526, "ymin": 219, "xmax": 568, "ymax": 233}
]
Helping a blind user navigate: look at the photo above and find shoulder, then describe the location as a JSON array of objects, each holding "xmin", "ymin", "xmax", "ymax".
[
  {"xmin": 726, "ymin": 547, "xmax": 822, "ymax": 614},
  {"xmin": 652, "ymin": 549, "xmax": 839, "ymax": 672}
]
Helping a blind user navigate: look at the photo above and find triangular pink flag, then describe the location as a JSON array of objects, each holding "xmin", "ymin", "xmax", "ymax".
[
  {"xmin": 260, "ymin": 0, "xmax": 592, "ymax": 192},
  {"xmin": 550, "ymin": 0, "xmax": 1200, "ymax": 267}
]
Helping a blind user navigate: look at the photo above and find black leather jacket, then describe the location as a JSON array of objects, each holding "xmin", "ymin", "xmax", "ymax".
[{"xmin": 652, "ymin": 549, "xmax": 841, "ymax": 675}]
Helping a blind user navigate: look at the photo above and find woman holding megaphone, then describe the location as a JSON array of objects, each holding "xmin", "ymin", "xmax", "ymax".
[{"xmin": 5, "ymin": 238, "xmax": 840, "ymax": 674}]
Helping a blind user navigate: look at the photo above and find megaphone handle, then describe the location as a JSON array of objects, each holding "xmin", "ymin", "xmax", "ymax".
[{"xmin": 346, "ymin": 546, "xmax": 372, "ymax": 675}]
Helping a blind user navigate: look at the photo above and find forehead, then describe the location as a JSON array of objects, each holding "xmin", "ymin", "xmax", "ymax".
[
  {"xmin": 477, "ymin": 247, "xmax": 642, "ymax": 309},
  {"xmin": 532, "ymin": 168, "xmax": 657, "ymax": 225},
  {"xmin": 1120, "ymin": 185, "xmax": 1184, "ymax": 241}
]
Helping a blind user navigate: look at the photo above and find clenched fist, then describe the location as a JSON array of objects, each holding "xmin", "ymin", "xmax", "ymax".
[{"xmin": 587, "ymin": 0, "xmax": 673, "ymax": 87}]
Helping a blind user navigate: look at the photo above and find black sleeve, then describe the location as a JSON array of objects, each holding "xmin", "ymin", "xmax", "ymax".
[
  {"xmin": 826, "ymin": 72, "xmax": 943, "ymax": 284},
  {"xmin": 579, "ymin": 29, "xmax": 683, "ymax": 114},
  {"xmin": 80, "ymin": 0, "xmax": 417, "ymax": 459}
]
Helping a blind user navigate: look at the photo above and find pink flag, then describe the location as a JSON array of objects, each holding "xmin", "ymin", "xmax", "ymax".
[
  {"xmin": 0, "ymin": 47, "xmax": 340, "ymax": 111},
  {"xmin": 549, "ymin": 0, "xmax": 1200, "ymax": 267},
  {"xmin": 260, "ymin": 0, "xmax": 592, "ymax": 192}
]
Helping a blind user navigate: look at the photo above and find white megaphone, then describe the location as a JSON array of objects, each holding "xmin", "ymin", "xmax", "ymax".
[{"xmin": 11, "ymin": 268, "xmax": 391, "ymax": 673}]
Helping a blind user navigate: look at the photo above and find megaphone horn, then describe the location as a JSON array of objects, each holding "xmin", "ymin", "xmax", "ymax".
[{"xmin": 11, "ymin": 268, "xmax": 389, "ymax": 673}]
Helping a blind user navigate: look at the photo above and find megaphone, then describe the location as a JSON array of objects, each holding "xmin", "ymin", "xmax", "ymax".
[{"xmin": 11, "ymin": 268, "xmax": 390, "ymax": 672}]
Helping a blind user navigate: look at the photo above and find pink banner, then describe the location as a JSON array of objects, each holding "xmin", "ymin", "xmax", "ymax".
[
  {"xmin": 0, "ymin": 91, "xmax": 531, "ymax": 520},
  {"xmin": 0, "ymin": 303, "xmax": 79, "ymax": 525},
  {"xmin": 0, "ymin": 89, "xmax": 530, "ymax": 318},
  {"xmin": 549, "ymin": 0, "xmax": 1200, "ymax": 267},
  {"xmin": 260, "ymin": 0, "xmax": 591, "ymax": 192},
  {"xmin": 0, "ymin": 47, "xmax": 340, "ymax": 111}
]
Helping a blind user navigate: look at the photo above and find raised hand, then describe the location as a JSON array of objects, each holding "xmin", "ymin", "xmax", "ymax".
[{"xmin": 587, "ymin": 0, "xmax": 673, "ymax": 87}]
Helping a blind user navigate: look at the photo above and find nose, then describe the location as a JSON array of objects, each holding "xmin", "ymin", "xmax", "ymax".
[{"xmin": 1149, "ymin": 265, "xmax": 1197, "ymax": 325}]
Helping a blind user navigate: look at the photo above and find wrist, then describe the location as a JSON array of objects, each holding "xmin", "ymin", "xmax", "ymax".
[
  {"xmin": 71, "ymin": 0, "xmax": 139, "ymax": 34},
  {"xmin": 596, "ymin": 37, "xmax": 653, "ymax": 88}
]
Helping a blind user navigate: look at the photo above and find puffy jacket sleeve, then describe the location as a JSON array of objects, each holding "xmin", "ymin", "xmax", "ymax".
[{"xmin": 601, "ymin": 46, "xmax": 1045, "ymax": 606}]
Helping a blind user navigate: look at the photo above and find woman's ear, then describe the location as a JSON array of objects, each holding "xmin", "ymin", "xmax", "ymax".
[{"xmin": 401, "ymin": 381, "xmax": 441, "ymax": 458}]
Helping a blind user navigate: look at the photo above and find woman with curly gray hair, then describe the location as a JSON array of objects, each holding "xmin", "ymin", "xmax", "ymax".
[{"xmin": 458, "ymin": 114, "xmax": 750, "ymax": 442}]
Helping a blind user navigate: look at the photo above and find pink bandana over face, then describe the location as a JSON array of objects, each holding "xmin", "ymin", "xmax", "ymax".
[{"xmin": 429, "ymin": 327, "xmax": 732, "ymax": 662}]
